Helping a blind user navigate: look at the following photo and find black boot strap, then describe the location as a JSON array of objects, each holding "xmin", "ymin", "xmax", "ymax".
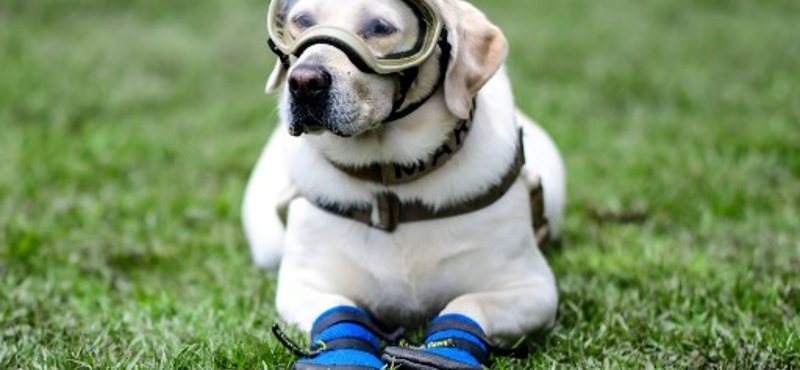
[
  {"xmin": 311, "ymin": 309, "xmax": 405, "ymax": 342},
  {"xmin": 425, "ymin": 337, "xmax": 489, "ymax": 365},
  {"xmin": 272, "ymin": 324, "xmax": 382, "ymax": 360},
  {"xmin": 314, "ymin": 337, "xmax": 380, "ymax": 356},
  {"xmin": 424, "ymin": 318, "xmax": 492, "ymax": 346}
]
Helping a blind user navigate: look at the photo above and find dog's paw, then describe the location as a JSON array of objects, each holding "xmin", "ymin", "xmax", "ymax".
[
  {"xmin": 279, "ymin": 306, "xmax": 400, "ymax": 370},
  {"xmin": 382, "ymin": 315, "xmax": 489, "ymax": 370}
]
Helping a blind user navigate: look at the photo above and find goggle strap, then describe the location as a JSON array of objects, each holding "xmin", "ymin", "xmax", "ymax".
[
  {"xmin": 267, "ymin": 39, "xmax": 292, "ymax": 70},
  {"xmin": 438, "ymin": 27, "xmax": 453, "ymax": 76},
  {"xmin": 383, "ymin": 28, "xmax": 452, "ymax": 123},
  {"xmin": 390, "ymin": 67, "xmax": 421, "ymax": 117}
]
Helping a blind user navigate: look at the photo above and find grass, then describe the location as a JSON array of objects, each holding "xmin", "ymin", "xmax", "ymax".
[{"xmin": 1, "ymin": 0, "xmax": 798, "ymax": 369}]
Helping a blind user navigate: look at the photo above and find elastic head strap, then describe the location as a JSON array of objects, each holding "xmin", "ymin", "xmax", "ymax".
[
  {"xmin": 382, "ymin": 27, "xmax": 451, "ymax": 123},
  {"xmin": 268, "ymin": 38, "xmax": 291, "ymax": 70},
  {"xmin": 385, "ymin": 67, "xmax": 421, "ymax": 122}
]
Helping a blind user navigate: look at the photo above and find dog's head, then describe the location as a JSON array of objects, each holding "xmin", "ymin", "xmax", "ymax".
[{"xmin": 265, "ymin": 0, "xmax": 507, "ymax": 137}]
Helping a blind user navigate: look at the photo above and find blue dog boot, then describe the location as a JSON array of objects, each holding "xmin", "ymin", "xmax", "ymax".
[
  {"xmin": 274, "ymin": 306, "xmax": 402, "ymax": 370},
  {"xmin": 382, "ymin": 314, "xmax": 491, "ymax": 370}
]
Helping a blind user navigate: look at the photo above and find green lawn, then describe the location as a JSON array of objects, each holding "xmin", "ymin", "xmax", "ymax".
[{"xmin": 1, "ymin": 0, "xmax": 798, "ymax": 369}]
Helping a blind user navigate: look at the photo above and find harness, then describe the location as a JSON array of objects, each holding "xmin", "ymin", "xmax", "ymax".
[{"xmin": 297, "ymin": 117, "xmax": 551, "ymax": 246}]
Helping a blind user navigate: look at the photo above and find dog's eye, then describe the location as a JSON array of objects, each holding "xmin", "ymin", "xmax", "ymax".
[
  {"xmin": 292, "ymin": 13, "xmax": 316, "ymax": 30},
  {"xmin": 361, "ymin": 18, "xmax": 398, "ymax": 38}
]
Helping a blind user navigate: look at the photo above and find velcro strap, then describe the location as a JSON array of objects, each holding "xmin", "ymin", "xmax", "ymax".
[
  {"xmin": 426, "ymin": 337, "xmax": 488, "ymax": 365},
  {"xmin": 311, "ymin": 307, "xmax": 404, "ymax": 342},
  {"xmin": 315, "ymin": 337, "xmax": 380, "ymax": 356},
  {"xmin": 424, "ymin": 317, "xmax": 492, "ymax": 347},
  {"xmin": 424, "ymin": 317, "xmax": 529, "ymax": 359}
]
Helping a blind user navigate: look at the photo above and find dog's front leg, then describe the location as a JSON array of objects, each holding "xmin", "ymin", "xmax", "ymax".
[
  {"xmin": 383, "ymin": 273, "xmax": 558, "ymax": 370},
  {"xmin": 276, "ymin": 268, "xmax": 401, "ymax": 370},
  {"xmin": 440, "ymin": 275, "xmax": 559, "ymax": 343},
  {"xmin": 242, "ymin": 131, "xmax": 295, "ymax": 270}
]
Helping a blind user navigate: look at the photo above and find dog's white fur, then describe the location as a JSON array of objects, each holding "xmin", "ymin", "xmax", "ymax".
[{"xmin": 243, "ymin": 0, "xmax": 564, "ymax": 344}]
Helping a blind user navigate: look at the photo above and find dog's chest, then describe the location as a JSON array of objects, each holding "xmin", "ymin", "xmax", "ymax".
[{"xmin": 284, "ymin": 182, "xmax": 536, "ymax": 323}]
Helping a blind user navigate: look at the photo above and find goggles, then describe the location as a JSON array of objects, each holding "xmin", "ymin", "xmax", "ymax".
[{"xmin": 267, "ymin": 0, "xmax": 444, "ymax": 74}]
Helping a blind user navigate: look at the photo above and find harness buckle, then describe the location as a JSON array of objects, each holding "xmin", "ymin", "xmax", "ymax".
[{"xmin": 374, "ymin": 192, "xmax": 401, "ymax": 232}]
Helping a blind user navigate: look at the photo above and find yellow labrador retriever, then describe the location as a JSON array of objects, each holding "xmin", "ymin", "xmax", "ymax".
[{"xmin": 242, "ymin": 0, "xmax": 565, "ymax": 368}]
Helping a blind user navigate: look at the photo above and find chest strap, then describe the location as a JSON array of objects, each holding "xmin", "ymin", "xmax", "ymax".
[{"xmin": 312, "ymin": 129, "xmax": 551, "ymax": 245}]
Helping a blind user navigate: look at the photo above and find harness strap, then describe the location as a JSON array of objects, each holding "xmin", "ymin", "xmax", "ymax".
[
  {"xmin": 313, "ymin": 128, "xmax": 550, "ymax": 245},
  {"xmin": 529, "ymin": 176, "xmax": 550, "ymax": 245},
  {"xmin": 328, "ymin": 118, "xmax": 471, "ymax": 185},
  {"xmin": 315, "ymin": 140, "xmax": 521, "ymax": 233}
]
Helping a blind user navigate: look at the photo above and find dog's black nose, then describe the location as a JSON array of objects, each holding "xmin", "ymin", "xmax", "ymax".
[{"xmin": 288, "ymin": 65, "xmax": 331, "ymax": 101}]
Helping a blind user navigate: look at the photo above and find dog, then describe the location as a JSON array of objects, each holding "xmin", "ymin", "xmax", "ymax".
[{"xmin": 242, "ymin": 0, "xmax": 565, "ymax": 368}]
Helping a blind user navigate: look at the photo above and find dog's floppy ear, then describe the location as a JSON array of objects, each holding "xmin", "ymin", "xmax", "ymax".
[
  {"xmin": 265, "ymin": 61, "xmax": 288, "ymax": 93},
  {"xmin": 439, "ymin": 0, "xmax": 508, "ymax": 119}
]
